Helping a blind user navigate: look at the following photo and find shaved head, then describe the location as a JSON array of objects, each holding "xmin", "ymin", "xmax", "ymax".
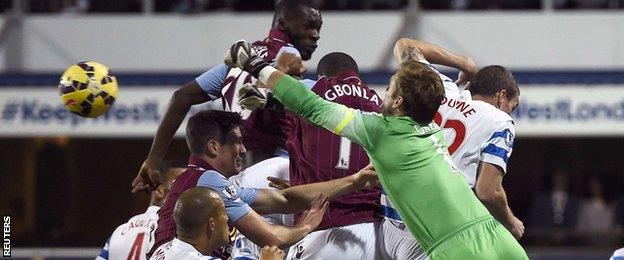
[
  {"xmin": 317, "ymin": 52, "xmax": 359, "ymax": 77},
  {"xmin": 174, "ymin": 187, "xmax": 225, "ymax": 238}
]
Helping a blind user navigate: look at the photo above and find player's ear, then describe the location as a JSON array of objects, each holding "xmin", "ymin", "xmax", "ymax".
[
  {"xmin": 276, "ymin": 17, "xmax": 287, "ymax": 31},
  {"xmin": 205, "ymin": 218, "xmax": 215, "ymax": 237},
  {"xmin": 206, "ymin": 140, "xmax": 220, "ymax": 158},
  {"xmin": 498, "ymin": 89, "xmax": 508, "ymax": 101},
  {"xmin": 393, "ymin": 95, "xmax": 404, "ymax": 110},
  {"xmin": 499, "ymin": 89, "xmax": 507, "ymax": 98},
  {"xmin": 496, "ymin": 89, "xmax": 508, "ymax": 108}
]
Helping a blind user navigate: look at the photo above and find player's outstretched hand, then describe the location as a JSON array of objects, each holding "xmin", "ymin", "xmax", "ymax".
[
  {"xmin": 297, "ymin": 194, "xmax": 329, "ymax": 230},
  {"xmin": 455, "ymin": 71, "xmax": 471, "ymax": 89},
  {"xmin": 132, "ymin": 159, "xmax": 161, "ymax": 193},
  {"xmin": 259, "ymin": 245, "xmax": 286, "ymax": 260},
  {"xmin": 238, "ymin": 83, "xmax": 267, "ymax": 110},
  {"xmin": 509, "ymin": 217, "xmax": 525, "ymax": 240},
  {"xmin": 267, "ymin": 176, "xmax": 291, "ymax": 190},
  {"xmin": 353, "ymin": 164, "xmax": 380, "ymax": 189}
]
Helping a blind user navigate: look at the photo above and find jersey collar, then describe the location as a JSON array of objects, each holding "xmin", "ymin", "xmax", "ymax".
[
  {"xmin": 187, "ymin": 155, "xmax": 214, "ymax": 171},
  {"xmin": 395, "ymin": 116, "xmax": 441, "ymax": 136},
  {"xmin": 330, "ymin": 70, "xmax": 361, "ymax": 84},
  {"xmin": 172, "ymin": 238, "xmax": 206, "ymax": 256},
  {"xmin": 268, "ymin": 29, "xmax": 292, "ymax": 45}
]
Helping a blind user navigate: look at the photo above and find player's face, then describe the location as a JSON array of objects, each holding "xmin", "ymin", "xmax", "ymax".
[
  {"xmin": 218, "ymin": 127, "xmax": 246, "ymax": 174},
  {"xmin": 381, "ymin": 77, "xmax": 401, "ymax": 116},
  {"xmin": 213, "ymin": 199, "xmax": 230, "ymax": 247},
  {"xmin": 283, "ymin": 7, "xmax": 322, "ymax": 60}
]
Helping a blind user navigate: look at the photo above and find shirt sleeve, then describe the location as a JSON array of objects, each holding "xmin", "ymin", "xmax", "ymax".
[
  {"xmin": 480, "ymin": 120, "xmax": 515, "ymax": 174},
  {"xmin": 237, "ymin": 186, "xmax": 259, "ymax": 204},
  {"xmin": 95, "ymin": 236, "xmax": 110, "ymax": 260},
  {"xmin": 197, "ymin": 170, "xmax": 254, "ymax": 223},
  {"xmin": 272, "ymin": 75, "xmax": 386, "ymax": 151},
  {"xmin": 195, "ymin": 64, "xmax": 229, "ymax": 101},
  {"xmin": 417, "ymin": 59, "xmax": 461, "ymax": 96}
]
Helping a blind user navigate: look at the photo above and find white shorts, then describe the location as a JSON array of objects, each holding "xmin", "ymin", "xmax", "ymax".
[
  {"xmin": 230, "ymin": 157, "xmax": 293, "ymax": 259},
  {"xmin": 378, "ymin": 218, "xmax": 428, "ymax": 260},
  {"xmin": 285, "ymin": 222, "xmax": 380, "ymax": 260}
]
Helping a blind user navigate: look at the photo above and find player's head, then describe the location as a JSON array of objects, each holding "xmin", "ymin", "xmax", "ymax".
[
  {"xmin": 469, "ymin": 65, "xmax": 520, "ymax": 115},
  {"xmin": 317, "ymin": 52, "xmax": 359, "ymax": 78},
  {"xmin": 186, "ymin": 110, "xmax": 246, "ymax": 175},
  {"xmin": 150, "ymin": 161, "xmax": 186, "ymax": 207},
  {"xmin": 382, "ymin": 61, "xmax": 444, "ymax": 125},
  {"xmin": 273, "ymin": 0, "xmax": 322, "ymax": 60},
  {"xmin": 174, "ymin": 187, "xmax": 229, "ymax": 250}
]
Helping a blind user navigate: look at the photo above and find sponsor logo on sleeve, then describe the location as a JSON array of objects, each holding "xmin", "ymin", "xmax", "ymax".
[{"xmin": 221, "ymin": 185, "xmax": 239, "ymax": 199}]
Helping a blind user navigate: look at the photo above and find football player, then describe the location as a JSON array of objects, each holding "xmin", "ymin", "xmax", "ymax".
[
  {"xmin": 133, "ymin": 0, "xmax": 322, "ymax": 194},
  {"xmin": 97, "ymin": 162, "xmax": 185, "ymax": 260},
  {"xmin": 378, "ymin": 38, "xmax": 523, "ymax": 259}
]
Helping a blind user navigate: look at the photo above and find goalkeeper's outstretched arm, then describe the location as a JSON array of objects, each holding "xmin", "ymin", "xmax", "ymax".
[{"xmin": 224, "ymin": 39, "xmax": 385, "ymax": 151}]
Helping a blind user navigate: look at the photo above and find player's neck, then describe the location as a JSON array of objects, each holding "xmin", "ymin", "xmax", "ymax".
[
  {"xmin": 381, "ymin": 105, "xmax": 404, "ymax": 117},
  {"xmin": 472, "ymin": 94, "xmax": 496, "ymax": 106},
  {"xmin": 199, "ymin": 154, "xmax": 234, "ymax": 178},
  {"xmin": 179, "ymin": 235, "xmax": 214, "ymax": 256}
]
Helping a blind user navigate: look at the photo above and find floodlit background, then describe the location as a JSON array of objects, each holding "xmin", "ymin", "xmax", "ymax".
[{"xmin": 0, "ymin": 0, "xmax": 623, "ymax": 259}]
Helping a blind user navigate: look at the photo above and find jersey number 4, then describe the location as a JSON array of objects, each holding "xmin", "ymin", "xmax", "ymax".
[
  {"xmin": 434, "ymin": 112, "xmax": 466, "ymax": 155},
  {"xmin": 127, "ymin": 233, "xmax": 145, "ymax": 260}
]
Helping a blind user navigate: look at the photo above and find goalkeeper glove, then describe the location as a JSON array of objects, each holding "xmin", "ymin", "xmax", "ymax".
[
  {"xmin": 238, "ymin": 83, "xmax": 267, "ymax": 110},
  {"xmin": 237, "ymin": 83, "xmax": 285, "ymax": 111},
  {"xmin": 224, "ymin": 39, "xmax": 270, "ymax": 78}
]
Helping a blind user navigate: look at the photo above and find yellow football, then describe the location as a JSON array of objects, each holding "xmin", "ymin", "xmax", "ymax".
[{"xmin": 58, "ymin": 61, "xmax": 118, "ymax": 118}]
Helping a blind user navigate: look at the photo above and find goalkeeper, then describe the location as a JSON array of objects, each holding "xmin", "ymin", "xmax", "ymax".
[{"xmin": 225, "ymin": 40, "xmax": 528, "ymax": 259}]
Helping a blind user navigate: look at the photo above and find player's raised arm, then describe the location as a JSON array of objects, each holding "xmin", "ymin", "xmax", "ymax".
[
  {"xmin": 133, "ymin": 65, "xmax": 228, "ymax": 192},
  {"xmin": 224, "ymin": 40, "xmax": 385, "ymax": 151},
  {"xmin": 393, "ymin": 38, "xmax": 477, "ymax": 84}
]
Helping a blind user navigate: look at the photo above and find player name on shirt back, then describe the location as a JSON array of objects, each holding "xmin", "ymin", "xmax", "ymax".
[
  {"xmin": 441, "ymin": 96, "xmax": 477, "ymax": 118},
  {"xmin": 324, "ymin": 83, "xmax": 381, "ymax": 106},
  {"xmin": 120, "ymin": 218, "xmax": 157, "ymax": 236}
]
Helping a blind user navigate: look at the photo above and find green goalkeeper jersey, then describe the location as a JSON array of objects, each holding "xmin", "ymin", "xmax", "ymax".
[{"xmin": 273, "ymin": 75, "xmax": 493, "ymax": 253}]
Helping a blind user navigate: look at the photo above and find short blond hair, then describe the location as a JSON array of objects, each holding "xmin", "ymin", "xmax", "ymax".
[{"xmin": 393, "ymin": 61, "xmax": 444, "ymax": 124}]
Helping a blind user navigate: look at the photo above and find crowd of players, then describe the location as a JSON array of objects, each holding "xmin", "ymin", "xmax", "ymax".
[{"xmin": 93, "ymin": 0, "xmax": 621, "ymax": 259}]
